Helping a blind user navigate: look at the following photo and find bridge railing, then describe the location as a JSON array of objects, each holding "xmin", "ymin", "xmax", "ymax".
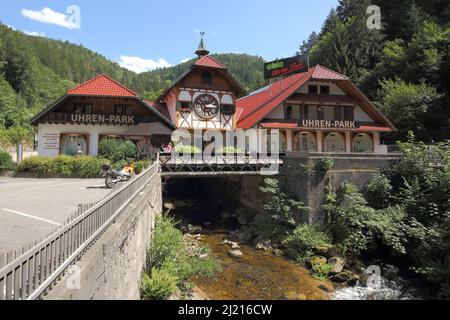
[
  {"xmin": 157, "ymin": 152, "xmax": 284, "ymax": 174},
  {"xmin": 0, "ymin": 163, "xmax": 159, "ymax": 300}
]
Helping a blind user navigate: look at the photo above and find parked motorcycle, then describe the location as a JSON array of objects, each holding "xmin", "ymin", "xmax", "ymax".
[{"xmin": 101, "ymin": 164, "xmax": 133, "ymax": 189}]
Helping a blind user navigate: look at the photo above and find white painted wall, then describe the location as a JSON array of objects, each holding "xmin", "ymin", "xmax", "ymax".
[
  {"xmin": 354, "ymin": 106, "xmax": 374, "ymax": 122},
  {"xmin": 37, "ymin": 123, "xmax": 135, "ymax": 157}
]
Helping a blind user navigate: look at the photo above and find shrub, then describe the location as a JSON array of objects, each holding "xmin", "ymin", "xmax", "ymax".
[
  {"xmin": 259, "ymin": 178, "xmax": 309, "ymax": 241},
  {"xmin": 150, "ymin": 215, "xmax": 185, "ymax": 270},
  {"xmin": 365, "ymin": 173, "xmax": 393, "ymax": 209},
  {"xmin": 16, "ymin": 155, "xmax": 106, "ymax": 178},
  {"xmin": 174, "ymin": 145, "xmax": 201, "ymax": 154},
  {"xmin": 72, "ymin": 156, "xmax": 105, "ymax": 178},
  {"xmin": 327, "ymin": 183, "xmax": 407, "ymax": 255},
  {"xmin": 311, "ymin": 263, "xmax": 333, "ymax": 280},
  {"xmin": 146, "ymin": 214, "xmax": 220, "ymax": 298},
  {"xmin": 141, "ymin": 268, "xmax": 178, "ymax": 300},
  {"xmin": 134, "ymin": 160, "xmax": 151, "ymax": 174},
  {"xmin": 98, "ymin": 139, "xmax": 137, "ymax": 162},
  {"xmin": 317, "ymin": 157, "xmax": 334, "ymax": 172},
  {"xmin": 216, "ymin": 146, "xmax": 243, "ymax": 154},
  {"xmin": 282, "ymin": 224, "xmax": 331, "ymax": 262},
  {"xmin": 0, "ymin": 149, "xmax": 13, "ymax": 172}
]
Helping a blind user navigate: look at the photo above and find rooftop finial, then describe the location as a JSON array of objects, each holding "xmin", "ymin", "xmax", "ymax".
[{"xmin": 195, "ymin": 31, "xmax": 210, "ymax": 58}]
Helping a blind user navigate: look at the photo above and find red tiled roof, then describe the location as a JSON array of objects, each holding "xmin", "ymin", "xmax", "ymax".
[
  {"xmin": 194, "ymin": 55, "xmax": 226, "ymax": 69},
  {"xmin": 236, "ymin": 65, "xmax": 393, "ymax": 130},
  {"xmin": 68, "ymin": 74, "xmax": 137, "ymax": 97},
  {"xmin": 358, "ymin": 125, "xmax": 392, "ymax": 132},
  {"xmin": 311, "ymin": 65, "xmax": 349, "ymax": 80},
  {"xmin": 260, "ymin": 122, "xmax": 298, "ymax": 129},
  {"xmin": 236, "ymin": 68, "xmax": 314, "ymax": 129},
  {"xmin": 146, "ymin": 100, "xmax": 172, "ymax": 122}
]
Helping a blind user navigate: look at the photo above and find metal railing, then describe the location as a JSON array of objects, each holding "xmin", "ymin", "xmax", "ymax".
[
  {"xmin": 0, "ymin": 164, "xmax": 158, "ymax": 300},
  {"xmin": 157, "ymin": 152, "xmax": 284, "ymax": 174}
]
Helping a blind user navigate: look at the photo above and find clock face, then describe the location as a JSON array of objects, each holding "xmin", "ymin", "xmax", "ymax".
[{"xmin": 193, "ymin": 94, "xmax": 219, "ymax": 119}]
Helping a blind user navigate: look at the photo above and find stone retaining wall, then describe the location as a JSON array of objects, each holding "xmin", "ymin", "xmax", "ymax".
[{"xmin": 43, "ymin": 172, "xmax": 162, "ymax": 300}]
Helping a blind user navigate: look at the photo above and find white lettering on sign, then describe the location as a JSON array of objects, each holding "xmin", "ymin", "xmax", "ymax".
[
  {"xmin": 41, "ymin": 133, "xmax": 60, "ymax": 150},
  {"xmin": 70, "ymin": 114, "xmax": 135, "ymax": 125},
  {"xmin": 301, "ymin": 120, "xmax": 357, "ymax": 129}
]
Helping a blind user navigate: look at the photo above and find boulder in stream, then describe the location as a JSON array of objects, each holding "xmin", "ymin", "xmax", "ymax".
[
  {"xmin": 328, "ymin": 257, "xmax": 345, "ymax": 274},
  {"xmin": 228, "ymin": 250, "xmax": 244, "ymax": 258}
]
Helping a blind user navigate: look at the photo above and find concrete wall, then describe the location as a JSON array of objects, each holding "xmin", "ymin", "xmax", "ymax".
[
  {"xmin": 222, "ymin": 153, "xmax": 401, "ymax": 224},
  {"xmin": 43, "ymin": 172, "xmax": 162, "ymax": 300}
]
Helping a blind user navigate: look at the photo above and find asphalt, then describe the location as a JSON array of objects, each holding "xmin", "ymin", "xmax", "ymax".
[{"xmin": 0, "ymin": 177, "xmax": 112, "ymax": 254}]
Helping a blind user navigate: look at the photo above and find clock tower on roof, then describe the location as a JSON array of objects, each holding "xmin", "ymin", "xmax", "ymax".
[
  {"xmin": 195, "ymin": 32, "xmax": 210, "ymax": 58},
  {"xmin": 155, "ymin": 35, "xmax": 247, "ymax": 130}
]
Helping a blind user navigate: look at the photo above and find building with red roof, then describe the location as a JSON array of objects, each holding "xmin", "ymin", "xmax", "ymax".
[
  {"xmin": 31, "ymin": 74, "xmax": 174, "ymax": 158},
  {"xmin": 32, "ymin": 35, "xmax": 395, "ymax": 158},
  {"xmin": 236, "ymin": 64, "xmax": 395, "ymax": 153}
]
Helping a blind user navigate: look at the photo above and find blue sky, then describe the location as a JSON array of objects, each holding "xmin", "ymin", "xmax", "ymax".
[{"xmin": 0, "ymin": 0, "xmax": 338, "ymax": 73}]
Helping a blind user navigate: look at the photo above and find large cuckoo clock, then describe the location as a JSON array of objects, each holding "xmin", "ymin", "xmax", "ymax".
[{"xmin": 193, "ymin": 94, "xmax": 219, "ymax": 119}]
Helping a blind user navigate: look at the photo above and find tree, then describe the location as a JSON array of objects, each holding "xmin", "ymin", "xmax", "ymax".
[
  {"xmin": 259, "ymin": 178, "xmax": 309, "ymax": 241},
  {"xmin": 297, "ymin": 32, "xmax": 319, "ymax": 56},
  {"xmin": 377, "ymin": 78, "xmax": 443, "ymax": 141}
]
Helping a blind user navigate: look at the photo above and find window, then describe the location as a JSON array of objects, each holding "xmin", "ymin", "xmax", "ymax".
[
  {"xmin": 84, "ymin": 104, "xmax": 92, "ymax": 114},
  {"xmin": 302, "ymin": 105, "xmax": 309, "ymax": 119},
  {"xmin": 73, "ymin": 103, "xmax": 83, "ymax": 114},
  {"xmin": 344, "ymin": 106, "xmax": 354, "ymax": 121},
  {"xmin": 353, "ymin": 133, "xmax": 373, "ymax": 153},
  {"xmin": 201, "ymin": 71, "xmax": 213, "ymax": 85},
  {"xmin": 179, "ymin": 101, "xmax": 191, "ymax": 110},
  {"xmin": 286, "ymin": 106, "xmax": 293, "ymax": 120},
  {"xmin": 125, "ymin": 105, "xmax": 134, "ymax": 115},
  {"xmin": 317, "ymin": 107, "xmax": 325, "ymax": 120},
  {"xmin": 115, "ymin": 105, "xmax": 124, "ymax": 114},
  {"xmin": 324, "ymin": 133, "xmax": 346, "ymax": 153},
  {"xmin": 320, "ymin": 86, "xmax": 330, "ymax": 95},
  {"xmin": 61, "ymin": 134, "xmax": 88, "ymax": 156},
  {"xmin": 308, "ymin": 85, "xmax": 318, "ymax": 94},
  {"xmin": 294, "ymin": 132, "xmax": 317, "ymax": 152},
  {"xmin": 335, "ymin": 107, "xmax": 342, "ymax": 121},
  {"xmin": 308, "ymin": 106, "xmax": 318, "ymax": 120}
]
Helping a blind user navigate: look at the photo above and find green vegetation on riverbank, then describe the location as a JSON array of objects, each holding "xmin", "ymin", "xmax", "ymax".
[
  {"xmin": 324, "ymin": 134, "xmax": 450, "ymax": 298},
  {"xmin": 141, "ymin": 214, "xmax": 220, "ymax": 300},
  {"xmin": 257, "ymin": 133, "xmax": 450, "ymax": 298}
]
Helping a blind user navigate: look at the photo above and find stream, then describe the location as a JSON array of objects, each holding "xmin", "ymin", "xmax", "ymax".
[{"xmin": 164, "ymin": 180, "xmax": 423, "ymax": 301}]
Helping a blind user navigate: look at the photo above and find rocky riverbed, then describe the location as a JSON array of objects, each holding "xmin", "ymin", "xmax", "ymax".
[{"xmin": 164, "ymin": 194, "xmax": 424, "ymax": 300}]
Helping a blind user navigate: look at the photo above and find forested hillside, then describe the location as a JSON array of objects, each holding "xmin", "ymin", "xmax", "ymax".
[
  {"xmin": 300, "ymin": 0, "xmax": 450, "ymax": 142},
  {"xmin": 0, "ymin": 23, "xmax": 265, "ymax": 145}
]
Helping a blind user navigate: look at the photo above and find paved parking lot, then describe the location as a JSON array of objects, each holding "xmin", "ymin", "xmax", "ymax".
[{"xmin": 0, "ymin": 177, "xmax": 111, "ymax": 253}]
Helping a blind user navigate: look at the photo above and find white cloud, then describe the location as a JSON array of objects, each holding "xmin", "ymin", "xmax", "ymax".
[
  {"xmin": 21, "ymin": 7, "xmax": 80, "ymax": 30},
  {"xmin": 180, "ymin": 58, "xmax": 191, "ymax": 63},
  {"xmin": 24, "ymin": 30, "xmax": 46, "ymax": 37},
  {"xmin": 118, "ymin": 56, "xmax": 173, "ymax": 73}
]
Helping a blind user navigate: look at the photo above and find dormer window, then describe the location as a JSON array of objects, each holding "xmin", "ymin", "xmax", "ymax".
[
  {"xmin": 308, "ymin": 85, "xmax": 318, "ymax": 94},
  {"xmin": 201, "ymin": 71, "xmax": 213, "ymax": 85},
  {"xmin": 320, "ymin": 86, "xmax": 330, "ymax": 95}
]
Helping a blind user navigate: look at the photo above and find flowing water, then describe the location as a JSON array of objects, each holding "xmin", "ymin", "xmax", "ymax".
[
  {"xmin": 192, "ymin": 232, "xmax": 333, "ymax": 300},
  {"xmin": 164, "ymin": 179, "xmax": 424, "ymax": 301},
  {"xmin": 331, "ymin": 274, "xmax": 419, "ymax": 300}
]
